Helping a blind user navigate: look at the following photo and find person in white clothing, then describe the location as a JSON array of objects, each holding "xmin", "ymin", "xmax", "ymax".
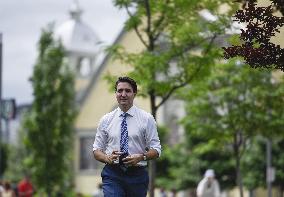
[
  {"xmin": 196, "ymin": 169, "xmax": 220, "ymax": 197},
  {"xmin": 1, "ymin": 181, "xmax": 16, "ymax": 197}
]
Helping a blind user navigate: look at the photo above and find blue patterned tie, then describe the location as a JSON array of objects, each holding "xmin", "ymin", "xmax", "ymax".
[{"xmin": 120, "ymin": 113, "xmax": 128, "ymax": 154}]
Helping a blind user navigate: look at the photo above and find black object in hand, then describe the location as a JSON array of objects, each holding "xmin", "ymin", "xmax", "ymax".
[{"xmin": 119, "ymin": 152, "xmax": 129, "ymax": 165}]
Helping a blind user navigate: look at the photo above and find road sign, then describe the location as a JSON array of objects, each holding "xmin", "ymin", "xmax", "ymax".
[
  {"xmin": 1, "ymin": 99, "xmax": 16, "ymax": 120},
  {"xmin": 267, "ymin": 167, "xmax": 275, "ymax": 182}
]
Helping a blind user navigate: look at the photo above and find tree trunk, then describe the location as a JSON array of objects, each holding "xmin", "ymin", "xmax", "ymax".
[
  {"xmin": 236, "ymin": 156, "xmax": 244, "ymax": 197},
  {"xmin": 280, "ymin": 186, "xmax": 284, "ymax": 197},
  {"xmin": 234, "ymin": 133, "xmax": 244, "ymax": 197},
  {"xmin": 149, "ymin": 92, "xmax": 157, "ymax": 197},
  {"xmin": 149, "ymin": 160, "xmax": 156, "ymax": 197},
  {"xmin": 249, "ymin": 189, "xmax": 254, "ymax": 197}
]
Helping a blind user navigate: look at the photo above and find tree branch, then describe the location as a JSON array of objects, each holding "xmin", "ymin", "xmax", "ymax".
[
  {"xmin": 152, "ymin": 14, "xmax": 167, "ymax": 42},
  {"xmin": 144, "ymin": 0, "xmax": 154, "ymax": 50},
  {"xmin": 124, "ymin": 4, "xmax": 149, "ymax": 48},
  {"xmin": 156, "ymin": 34, "xmax": 218, "ymax": 110},
  {"xmin": 152, "ymin": 0, "xmax": 170, "ymax": 42},
  {"xmin": 156, "ymin": 62, "xmax": 202, "ymax": 110}
]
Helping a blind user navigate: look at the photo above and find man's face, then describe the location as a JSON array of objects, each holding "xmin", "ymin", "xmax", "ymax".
[{"xmin": 116, "ymin": 82, "xmax": 136, "ymax": 109}]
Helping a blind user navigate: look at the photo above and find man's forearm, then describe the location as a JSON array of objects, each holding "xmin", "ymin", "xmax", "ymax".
[
  {"xmin": 93, "ymin": 150, "xmax": 108, "ymax": 164},
  {"xmin": 145, "ymin": 149, "xmax": 159, "ymax": 160}
]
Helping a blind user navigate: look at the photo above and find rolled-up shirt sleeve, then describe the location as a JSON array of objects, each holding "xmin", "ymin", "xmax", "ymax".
[
  {"xmin": 93, "ymin": 117, "xmax": 107, "ymax": 152},
  {"xmin": 145, "ymin": 115, "xmax": 162, "ymax": 157}
]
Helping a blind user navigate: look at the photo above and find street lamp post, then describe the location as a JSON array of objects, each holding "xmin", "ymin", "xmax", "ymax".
[
  {"xmin": 0, "ymin": 32, "xmax": 3, "ymax": 178},
  {"xmin": 266, "ymin": 138, "xmax": 274, "ymax": 197},
  {"xmin": 266, "ymin": 90, "xmax": 276, "ymax": 197},
  {"xmin": 266, "ymin": 138, "xmax": 272, "ymax": 197}
]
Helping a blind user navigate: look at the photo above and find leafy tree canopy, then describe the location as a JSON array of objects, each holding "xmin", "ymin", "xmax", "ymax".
[
  {"xmin": 175, "ymin": 60, "xmax": 284, "ymax": 195},
  {"xmin": 23, "ymin": 26, "xmax": 77, "ymax": 195}
]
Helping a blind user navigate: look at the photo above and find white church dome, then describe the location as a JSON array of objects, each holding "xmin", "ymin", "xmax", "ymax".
[{"xmin": 54, "ymin": 1, "xmax": 100, "ymax": 56}]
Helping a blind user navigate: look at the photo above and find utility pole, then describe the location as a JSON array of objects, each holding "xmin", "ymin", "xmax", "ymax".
[
  {"xmin": 266, "ymin": 138, "xmax": 273, "ymax": 197},
  {"xmin": 0, "ymin": 32, "xmax": 3, "ymax": 178}
]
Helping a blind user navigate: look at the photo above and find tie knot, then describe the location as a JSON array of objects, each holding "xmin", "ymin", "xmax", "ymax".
[{"xmin": 122, "ymin": 113, "xmax": 127, "ymax": 118}]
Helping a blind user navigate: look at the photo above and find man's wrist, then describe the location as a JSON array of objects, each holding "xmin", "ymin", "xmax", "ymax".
[
  {"xmin": 142, "ymin": 153, "xmax": 147, "ymax": 161},
  {"xmin": 104, "ymin": 154, "xmax": 109, "ymax": 164}
]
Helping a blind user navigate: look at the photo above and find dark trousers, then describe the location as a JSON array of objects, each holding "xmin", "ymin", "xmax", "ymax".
[{"xmin": 101, "ymin": 164, "xmax": 149, "ymax": 197}]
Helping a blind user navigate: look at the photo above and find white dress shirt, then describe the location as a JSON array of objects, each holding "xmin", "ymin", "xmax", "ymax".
[{"xmin": 93, "ymin": 105, "xmax": 162, "ymax": 166}]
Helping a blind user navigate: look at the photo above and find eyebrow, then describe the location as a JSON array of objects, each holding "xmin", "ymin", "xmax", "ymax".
[{"xmin": 117, "ymin": 88, "xmax": 132, "ymax": 91}]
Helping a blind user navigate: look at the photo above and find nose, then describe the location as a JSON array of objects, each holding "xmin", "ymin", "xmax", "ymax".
[{"xmin": 121, "ymin": 90, "xmax": 127, "ymax": 96}]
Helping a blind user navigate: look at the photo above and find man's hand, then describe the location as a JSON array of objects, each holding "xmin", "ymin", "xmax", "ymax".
[
  {"xmin": 122, "ymin": 154, "xmax": 144, "ymax": 166},
  {"xmin": 105, "ymin": 150, "xmax": 122, "ymax": 164}
]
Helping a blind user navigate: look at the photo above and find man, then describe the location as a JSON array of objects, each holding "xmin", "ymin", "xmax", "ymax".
[
  {"xmin": 196, "ymin": 169, "xmax": 220, "ymax": 197},
  {"xmin": 17, "ymin": 175, "xmax": 34, "ymax": 197},
  {"xmin": 93, "ymin": 76, "xmax": 161, "ymax": 197}
]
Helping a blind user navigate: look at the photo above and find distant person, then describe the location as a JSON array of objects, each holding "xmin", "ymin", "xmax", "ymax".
[
  {"xmin": 170, "ymin": 189, "xmax": 177, "ymax": 197},
  {"xmin": 1, "ymin": 181, "xmax": 16, "ymax": 197},
  {"xmin": 92, "ymin": 183, "xmax": 103, "ymax": 197},
  {"xmin": 10, "ymin": 182, "xmax": 18, "ymax": 197},
  {"xmin": 196, "ymin": 169, "xmax": 220, "ymax": 197},
  {"xmin": 0, "ymin": 180, "xmax": 4, "ymax": 193},
  {"xmin": 17, "ymin": 175, "xmax": 34, "ymax": 197},
  {"xmin": 160, "ymin": 187, "xmax": 167, "ymax": 197}
]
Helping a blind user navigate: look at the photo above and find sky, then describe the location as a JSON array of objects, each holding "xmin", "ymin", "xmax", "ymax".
[{"xmin": 0, "ymin": 0, "xmax": 127, "ymax": 105}]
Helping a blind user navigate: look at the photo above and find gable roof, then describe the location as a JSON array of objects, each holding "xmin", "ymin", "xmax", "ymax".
[{"xmin": 77, "ymin": 28, "xmax": 127, "ymax": 108}]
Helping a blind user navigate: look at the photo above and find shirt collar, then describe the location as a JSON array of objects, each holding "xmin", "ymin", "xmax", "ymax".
[{"xmin": 117, "ymin": 105, "xmax": 135, "ymax": 117}]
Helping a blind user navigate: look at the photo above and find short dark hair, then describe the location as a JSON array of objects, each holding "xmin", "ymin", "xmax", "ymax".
[{"xmin": 115, "ymin": 76, "xmax": 137, "ymax": 93}]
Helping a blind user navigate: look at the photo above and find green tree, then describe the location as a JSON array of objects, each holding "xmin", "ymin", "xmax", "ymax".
[
  {"xmin": 109, "ymin": 1, "xmax": 238, "ymax": 195},
  {"xmin": 156, "ymin": 114, "xmax": 236, "ymax": 192},
  {"xmin": 272, "ymin": 138, "xmax": 284, "ymax": 197},
  {"xmin": 242, "ymin": 135, "xmax": 284, "ymax": 197},
  {"xmin": 241, "ymin": 136, "xmax": 266, "ymax": 194},
  {"xmin": 169, "ymin": 127, "xmax": 236, "ymax": 190},
  {"xmin": 180, "ymin": 61, "xmax": 284, "ymax": 197},
  {"xmin": 4, "ymin": 125, "xmax": 29, "ymax": 182},
  {"xmin": 23, "ymin": 27, "xmax": 76, "ymax": 195}
]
